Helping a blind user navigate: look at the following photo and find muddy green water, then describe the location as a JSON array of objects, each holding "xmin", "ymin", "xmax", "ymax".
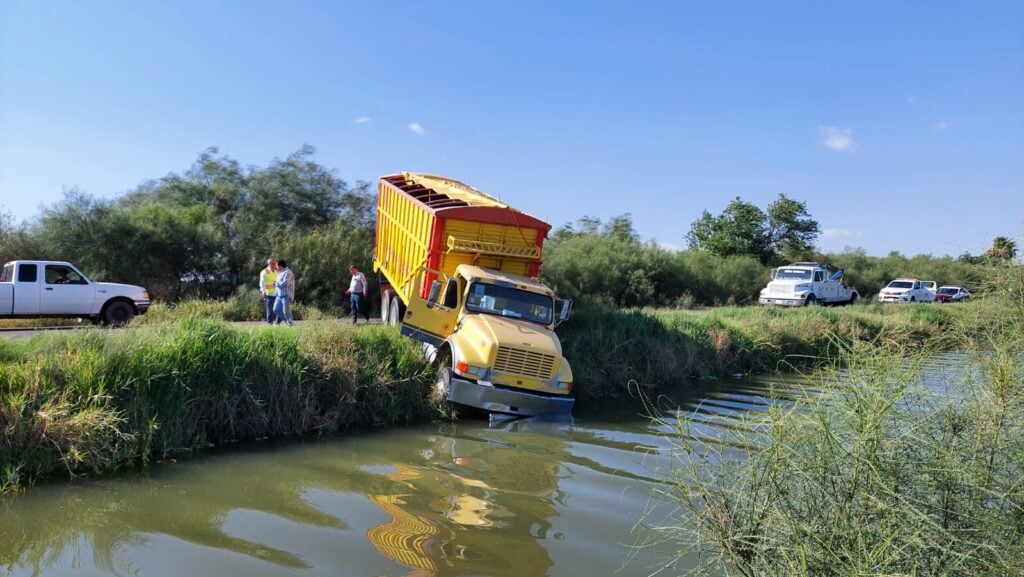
[{"xmin": 0, "ymin": 377, "xmax": 813, "ymax": 577}]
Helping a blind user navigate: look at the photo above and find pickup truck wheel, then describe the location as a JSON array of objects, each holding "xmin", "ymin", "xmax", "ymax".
[
  {"xmin": 380, "ymin": 291, "xmax": 393, "ymax": 324},
  {"xmin": 102, "ymin": 300, "xmax": 135, "ymax": 326},
  {"xmin": 805, "ymin": 295, "xmax": 818, "ymax": 307}
]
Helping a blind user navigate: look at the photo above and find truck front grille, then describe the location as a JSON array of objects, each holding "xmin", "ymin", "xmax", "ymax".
[{"xmin": 494, "ymin": 346, "xmax": 557, "ymax": 379}]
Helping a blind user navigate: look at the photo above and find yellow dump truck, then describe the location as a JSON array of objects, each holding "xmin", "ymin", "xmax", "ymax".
[{"xmin": 373, "ymin": 173, "xmax": 574, "ymax": 417}]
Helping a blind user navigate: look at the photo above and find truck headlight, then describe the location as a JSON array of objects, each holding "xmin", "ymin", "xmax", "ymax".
[{"xmin": 455, "ymin": 360, "xmax": 490, "ymax": 380}]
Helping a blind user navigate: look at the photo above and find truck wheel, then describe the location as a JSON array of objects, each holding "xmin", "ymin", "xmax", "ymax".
[
  {"xmin": 910, "ymin": 296, "xmax": 916, "ymax": 303},
  {"xmin": 102, "ymin": 300, "xmax": 135, "ymax": 326},
  {"xmin": 388, "ymin": 297, "xmax": 403, "ymax": 326},
  {"xmin": 848, "ymin": 293, "xmax": 858, "ymax": 305},
  {"xmin": 381, "ymin": 290, "xmax": 393, "ymax": 324},
  {"xmin": 434, "ymin": 366, "xmax": 453, "ymax": 403},
  {"xmin": 805, "ymin": 295, "xmax": 818, "ymax": 307}
]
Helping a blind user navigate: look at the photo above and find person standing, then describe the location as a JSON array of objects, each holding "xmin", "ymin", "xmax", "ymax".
[
  {"xmin": 259, "ymin": 258, "xmax": 279, "ymax": 324},
  {"xmin": 345, "ymin": 265, "xmax": 368, "ymax": 324},
  {"xmin": 273, "ymin": 260, "xmax": 295, "ymax": 326}
]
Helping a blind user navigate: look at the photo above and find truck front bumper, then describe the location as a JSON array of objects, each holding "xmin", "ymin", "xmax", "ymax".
[
  {"xmin": 446, "ymin": 376, "xmax": 575, "ymax": 417},
  {"xmin": 759, "ymin": 297, "xmax": 805, "ymax": 306}
]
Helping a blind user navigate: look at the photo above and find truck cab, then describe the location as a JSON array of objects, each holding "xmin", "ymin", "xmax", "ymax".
[{"xmin": 401, "ymin": 264, "xmax": 574, "ymax": 417}]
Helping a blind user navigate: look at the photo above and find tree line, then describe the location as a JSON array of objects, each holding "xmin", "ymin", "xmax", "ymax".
[{"xmin": 0, "ymin": 147, "xmax": 1017, "ymax": 310}]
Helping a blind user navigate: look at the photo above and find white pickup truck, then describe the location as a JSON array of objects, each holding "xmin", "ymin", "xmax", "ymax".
[
  {"xmin": 0, "ymin": 260, "xmax": 151, "ymax": 325},
  {"xmin": 877, "ymin": 279, "xmax": 936, "ymax": 303},
  {"xmin": 758, "ymin": 262, "xmax": 860, "ymax": 306}
]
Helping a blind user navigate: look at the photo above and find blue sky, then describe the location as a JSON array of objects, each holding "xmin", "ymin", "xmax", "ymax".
[{"xmin": 1, "ymin": 1, "xmax": 1021, "ymax": 257}]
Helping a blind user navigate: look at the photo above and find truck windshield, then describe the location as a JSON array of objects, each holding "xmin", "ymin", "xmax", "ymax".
[
  {"xmin": 887, "ymin": 281, "xmax": 913, "ymax": 289},
  {"xmin": 465, "ymin": 282, "xmax": 553, "ymax": 325},
  {"xmin": 775, "ymin": 269, "xmax": 813, "ymax": 281},
  {"xmin": 937, "ymin": 287, "xmax": 958, "ymax": 295}
]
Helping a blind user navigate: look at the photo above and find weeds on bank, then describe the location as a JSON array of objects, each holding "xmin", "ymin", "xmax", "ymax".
[
  {"xmin": 0, "ymin": 317, "xmax": 434, "ymax": 493},
  {"xmin": 637, "ymin": 265, "xmax": 1024, "ymax": 576}
]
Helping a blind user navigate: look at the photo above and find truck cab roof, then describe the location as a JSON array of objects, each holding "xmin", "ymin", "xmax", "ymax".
[{"xmin": 456, "ymin": 264, "xmax": 553, "ymax": 297}]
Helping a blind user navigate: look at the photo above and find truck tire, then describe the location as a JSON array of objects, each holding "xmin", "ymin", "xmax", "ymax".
[
  {"xmin": 388, "ymin": 296, "xmax": 403, "ymax": 326},
  {"xmin": 847, "ymin": 293, "xmax": 858, "ymax": 305},
  {"xmin": 805, "ymin": 295, "xmax": 818, "ymax": 307},
  {"xmin": 102, "ymin": 300, "xmax": 135, "ymax": 326},
  {"xmin": 434, "ymin": 366, "xmax": 453, "ymax": 404},
  {"xmin": 381, "ymin": 290, "xmax": 394, "ymax": 324}
]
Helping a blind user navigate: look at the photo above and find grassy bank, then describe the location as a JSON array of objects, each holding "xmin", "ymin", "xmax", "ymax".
[
  {"xmin": 0, "ymin": 318, "xmax": 435, "ymax": 493},
  {"xmin": 559, "ymin": 299, "xmax": 987, "ymax": 404},
  {"xmin": 637, "ymin": 267, "xmax": 1024, "ymax": 576},
  {"xmin": 0, "ymin": 298, "xmax": 994, "ymax": 494}
]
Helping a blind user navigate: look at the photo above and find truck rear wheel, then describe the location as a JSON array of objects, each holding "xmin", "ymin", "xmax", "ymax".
[
  {"xmin": 381, "ymin": 290, "xmax": 394, "ymax": 324},
  {"xmin": 388, "ymin": 296, "xmax": 403, "ymax": 326}
]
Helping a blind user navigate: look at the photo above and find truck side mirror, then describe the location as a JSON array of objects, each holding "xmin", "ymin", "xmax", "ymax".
[
  {"xmin": 427, "ymin": 280, "xmax": 443, "ymax": 304},
  {"xmin": 556, "ymin": 298, "xmax": 573, "ymax": 327}
]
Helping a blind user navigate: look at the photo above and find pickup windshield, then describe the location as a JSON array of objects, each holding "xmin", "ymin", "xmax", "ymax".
[
  {"xmin": 887, "ymin": 281, "xmax": 913, "ymax": 289},
  {"xmin": 465, "ymin": 282, "xmax": 553, "ymax": 325},
  {"xmin": 937, "ymin": 288, "xmax": 958, "ymax": 295},
  {"xmin": 774, "ymin": 269, "xmax": 813, "ymax": 281}
]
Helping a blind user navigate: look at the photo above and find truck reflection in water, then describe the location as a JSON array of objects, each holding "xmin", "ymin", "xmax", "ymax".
[{"xmin": 364, "ymin": 419, "xmax": 566, "ymax": 576}]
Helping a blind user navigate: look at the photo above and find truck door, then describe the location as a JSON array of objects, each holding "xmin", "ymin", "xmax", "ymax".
[
  {"xmin": 401, "ymin": 268, "xmax": 461, "ymax": 347},
  {"xmin": 40, "ymin": 264, "xmax": 95, "ymax": 314},
  {"xmin": 13, "ymin": 263, "xmax": 41, "ymax": 314}
]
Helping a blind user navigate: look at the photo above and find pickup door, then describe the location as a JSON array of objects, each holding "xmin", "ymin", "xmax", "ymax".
[
  {"xmin": 11, "ymin": 263, "xmax": 41, "ymax": 314},
  {"xmin": 39, "ymin": 263, "xmax": 95, "ymax": 314}
]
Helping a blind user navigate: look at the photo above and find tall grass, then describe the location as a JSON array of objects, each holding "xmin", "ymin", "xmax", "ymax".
[
  {"xmin": 0, "ymin": 317, "xmax": 435, "ymax": 493},
  {"xmin": 560, "ymin": 302, "xmax": 975, "ymax": 407},
  {"xmin": 636, "ymin": 266, "xmax": 1024, "ymax": 576}
]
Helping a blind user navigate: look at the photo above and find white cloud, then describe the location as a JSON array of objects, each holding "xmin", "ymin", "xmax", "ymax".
[
  {"xmin": 821, "ymin": 126, "xmax": 858, "ymax": 152},
  {"xmin": 354, "ymin": 116, "xmax": 372, "ymax": 124},
  {"xmin": 408, "ymin": 122, "xmax": 425, "ymax": 134},
  {"xmin": 822, "ymin": 227, "xmax": 863, "ymax": 239}
]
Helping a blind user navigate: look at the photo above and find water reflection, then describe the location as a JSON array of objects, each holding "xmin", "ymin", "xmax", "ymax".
[{"xmin": 0, "ymin": 375, "xmax": 818, "ymax": 577}]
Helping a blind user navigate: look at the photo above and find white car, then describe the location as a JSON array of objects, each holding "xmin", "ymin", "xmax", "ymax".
[
  {"xmin": 877, "ymin": 278, "xmax": 936, "ymax": 303},
  {"xmin": 759, "ymin": 262, "xmax": 860, "ymax": 306},
  {"xmin": 0, "ymin": 260, "xmax": 151, "ymax": 325}
]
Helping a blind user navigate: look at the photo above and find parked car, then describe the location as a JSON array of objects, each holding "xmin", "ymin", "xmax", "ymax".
[
  {"xmin": 934, "ymin": 286, "xmax": 971, "ymax": 303},
  {"xmin": 877, "ymin": 278, "xmax": 936, "ymax": 303}
]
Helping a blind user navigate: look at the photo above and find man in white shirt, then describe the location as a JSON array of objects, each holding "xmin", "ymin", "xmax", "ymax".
[{"xmin": 345, "ymin": 265, "xmax": 369, "ymax": 324}]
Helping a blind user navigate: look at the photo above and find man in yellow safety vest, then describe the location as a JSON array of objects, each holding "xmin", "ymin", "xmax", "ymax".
[{"xmin": 260, "ymin": 258, "xmax": 279, "ymax": 324}]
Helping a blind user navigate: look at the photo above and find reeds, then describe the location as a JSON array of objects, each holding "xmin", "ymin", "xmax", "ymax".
[{"xmin": 636, "ymin": 266, "xmax": 1024, "ymax": 576}]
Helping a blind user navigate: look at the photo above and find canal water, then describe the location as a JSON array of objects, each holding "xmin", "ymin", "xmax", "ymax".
[{"xmin": 0, "ymin": 375, "xmax": 817, "ymax": 577}]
